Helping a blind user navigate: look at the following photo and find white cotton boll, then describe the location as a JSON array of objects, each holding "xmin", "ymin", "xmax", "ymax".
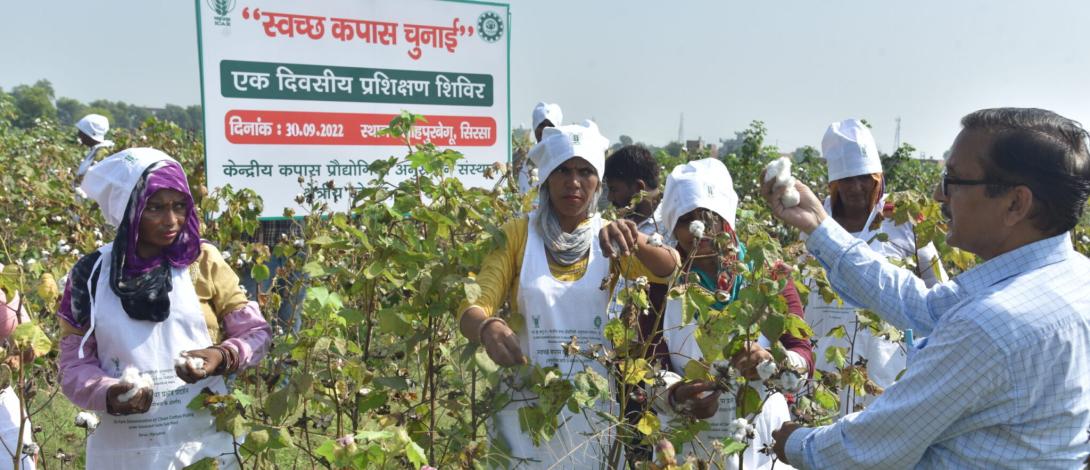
[
  {"xmin": 756, "ymin": 359, "xmax": 777, "ymax": 381},
  {"xmin": 689, "ymin": 220, "xmax": 705, "ymax": 239},
  {"xmin": 647, "ymin": 232, "xmax": 664, "ymax": 247},
  {"xmin": 763, "ymin": 157, "xmax": 801, "ymax": 208},
  {"xmin": 118, "ymin": 366, "xmax": 153, "ymax": 402},
  {"xmin": 74, "ymin": 411, "xmax": 100, "ymax": 431},
  {"xmin": 176, "ymin": 352, "xmax": 205, "ymax": 371},
  {"xmin": 725, "ymin": 418, "xmax": 755, "ymax": 442}
]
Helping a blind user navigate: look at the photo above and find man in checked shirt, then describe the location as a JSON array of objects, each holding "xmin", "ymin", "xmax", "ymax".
[{"xmin": 763, "ymin": 108, "xmax": 1090, "ymax": 469}]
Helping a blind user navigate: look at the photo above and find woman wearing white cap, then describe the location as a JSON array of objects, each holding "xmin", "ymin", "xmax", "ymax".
[
  {"xmin": 55, "ymin": 148, "xmax": 271, "ymax": 468},
  {"xmin": 516, "ymin": 102, "xmax": 564, "ymax": 194},
  {"xmin": 807, "ymin": 119, "xmax": 947, "ymax": 416},
  {"xmin": 458, "ymin": 121, "xmax": 678, "ymax": 467},
  {"xmin": 75, "ymin": 114, "xmax": 115, "ymax": 182},
  {"xmin": 653, "ymin": 158, "xmax": 812, "ymax": 470}
]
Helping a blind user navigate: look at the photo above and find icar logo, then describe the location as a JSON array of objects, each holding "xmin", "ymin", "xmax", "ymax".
[{"xmin": 207, "ymin": 0, "xmax": 236, "ymax": 27}]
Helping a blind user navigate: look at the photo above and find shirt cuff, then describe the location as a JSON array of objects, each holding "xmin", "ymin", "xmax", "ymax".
[
  {"xmin": 785, "ymin": 425, "xmax": 817, "ymax": 469},
  {"xmin": 804, "ymin": 218, "xmax": 857, "ymax": 267}
]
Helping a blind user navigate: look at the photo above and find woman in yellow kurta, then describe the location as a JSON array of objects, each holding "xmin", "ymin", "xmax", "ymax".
[{"xmin": 459, "ymin": 121, "xmax": 677, "ymax": 468}]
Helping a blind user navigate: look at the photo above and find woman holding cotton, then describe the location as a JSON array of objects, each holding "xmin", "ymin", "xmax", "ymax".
[
  {"xmin": 458, "ymin": 121, "xmax": 678, "ymax": 467},
  {"xmin": 807, "ymin": 119, "xmax": 947, "ymax": 415},
  {"xmin": 654, "ymin": 158, "xmax": 813, "ymax": 470},
  {"xmin": 56, "ymin": 148, "xmax": 271, "ymax": 469}
]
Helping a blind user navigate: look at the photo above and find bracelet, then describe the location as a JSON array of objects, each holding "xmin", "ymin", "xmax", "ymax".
[{"xmin": 477, "ymin": 317, "xmax": 507, "ymax": 344}]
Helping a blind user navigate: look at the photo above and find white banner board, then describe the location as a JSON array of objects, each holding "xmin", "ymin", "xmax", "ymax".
[{"xmin": 196, "ymin": 0, "xmax": 510, "ymax": 218}]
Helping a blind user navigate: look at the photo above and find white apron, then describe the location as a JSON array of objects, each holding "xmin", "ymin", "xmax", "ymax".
[
  {"xmin": 83, "ymin": 245, "xmax": 236, "ymax": 469},
  {"xmin": 492, "ymin": 214, "xmax": 613, "ymax": 469},
  {"xmin": 662, "ymin": 298, "xmax": 795, "ymax": 470},
  {"xmin": 0, "ymin": 388, "xmax": 34, "ymax": 470},
  {"xmin": 807, "ymin": 197, "xmax": 910, "ymax": 415}
]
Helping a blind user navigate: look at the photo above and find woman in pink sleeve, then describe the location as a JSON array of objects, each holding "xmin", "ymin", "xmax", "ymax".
[
  {"xmin": 57, "ymin": 148, "xmax": 270, "ymax": 469},
  {"xmin": 0, "ymin": 289, "xmax": 36, "ymax": 470}
]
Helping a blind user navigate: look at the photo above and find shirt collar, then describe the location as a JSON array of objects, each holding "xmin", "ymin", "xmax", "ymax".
[{"xmin": 955, "ymin": 232, "xmax": 1074, "ymax": 294}]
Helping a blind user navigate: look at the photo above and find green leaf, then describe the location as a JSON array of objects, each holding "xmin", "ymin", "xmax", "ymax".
[
  {"xmin": 269, "ymin": 427, "xmax": 295, "ymax": 449},
  {"xmin": 398, "ymin": 428, "xmax": 428, "ymax": 468},
  {"xmin": 825, "ymin": 346, "xmax": 847, "ymax": 369},
  {"xmin": 250, "ymin": 263, "xmax": 270, "ymax": 282},
  {"xmin": 373, "ymin": 376, "xmax": 410, "ymax": 390},
  {"xmin": 736, "ymin": 385, "xmax": 762, "ymax": 418},
  {"xmin": 231, "ymin": 390, "xmax": 255, "ymax": 408},
  {"xmin": 314, "ymin": 440, "xmax": 336, "ymax": 463},
  {"xmin": 720, "ymin": 438, "xmax": 748, "ymax": 455},
  {"xmin": 182, "ymin": 457, "xmax": 219, "ymax": 470},
  {"xmin": 814, "ymin": 387, "xmax": 839, "ymax": 411},
  {"xmin": 784, "ymin": 313, "xmax": 813, "ymax": 339},
  {"xmin": 9, "ymin": 322, "xmax": 51, "ymax": 356},
  {"xmin": 683, "ymin": 360, "xmax": 711, "ymax": 382},
  {"xmin": 473, "ymin": 348, "xmax": 499, "ymax": 375},
  {"xmin": 356, "ymin": 430, "xmax": 394, "ymax": 441},
  {"xmin": 759, "ymin": 312, "xmax": 785, "ymax": 344},
  {"xmin": 636, "ymin": 411, "xmax": 660, "ymax": 435},
  {"xmin": 571, "ymin": 369, "xmax": 609, "ymax": 407},
  {"xmin": 619, "ymin": 358, "xmax": 651, "ymax": 385},
  {"xmin": 303, "ymin": 261, "xmax": 327, "ymax": 278}
]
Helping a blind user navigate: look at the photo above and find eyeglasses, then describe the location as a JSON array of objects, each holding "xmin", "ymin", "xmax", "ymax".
[{"xmin": 939, "ymin": 169, "xmax": 1012, "ymax": 197}]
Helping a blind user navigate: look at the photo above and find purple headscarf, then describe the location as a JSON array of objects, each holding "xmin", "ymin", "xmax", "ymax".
[{"xmin": 123, "ymin": 160, "xmax": 201, "ymax": 277}]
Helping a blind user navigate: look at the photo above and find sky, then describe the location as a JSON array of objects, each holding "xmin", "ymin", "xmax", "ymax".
[{"xmin": 2, "ymin": 0, "xmax": 1089, "ymax": 158}]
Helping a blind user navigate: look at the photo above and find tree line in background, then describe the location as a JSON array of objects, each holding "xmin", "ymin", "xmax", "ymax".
[{"xmin": 1, "ymin": 79, "xmax": 203, "ymax": 134}]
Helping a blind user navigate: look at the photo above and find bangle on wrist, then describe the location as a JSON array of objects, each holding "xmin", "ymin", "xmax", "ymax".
[{"xmin": 477, "ymin": 317, "xmax": 507, "ymax": 344}]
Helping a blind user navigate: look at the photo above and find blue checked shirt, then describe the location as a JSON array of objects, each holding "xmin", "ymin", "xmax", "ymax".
[{"xmin": 785, "ymin": 218, "xmax": 1090, "ymax": 469}]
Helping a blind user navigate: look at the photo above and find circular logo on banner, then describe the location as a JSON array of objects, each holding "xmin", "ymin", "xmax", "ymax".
[{"xmin": 477, "ymin": 11, "xmax": 504, "ymax": 43}]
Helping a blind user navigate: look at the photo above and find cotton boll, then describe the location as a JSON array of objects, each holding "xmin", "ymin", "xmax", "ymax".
[
  {"xmin": 763, "ymin": 157, "xmax": 801, "ymax": 208},
  {"xmin": 756, "ymin": 359, "xmax": 777, "ymax": 381},
  {"xmin": 118, "ymin": 366, "xmax": 154, "ymax": 402},
  {"xmin": 647, "ymin": 233, "xmax": 664, "ymax": 247},
  {"xmin": 74, "ymin": 411, "xmax": 100, "ymax": 431},
  {"xmin": 176, "ymin": 352, "xmax": 205, "ymax": 371},
  {"xmin": 689, "ymin": 220, "xmax": 705, "ymax": 239}
]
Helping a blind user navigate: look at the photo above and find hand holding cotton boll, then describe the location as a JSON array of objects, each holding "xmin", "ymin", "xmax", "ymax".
[
  {"xmin": 174, "ymin": 347, "xmax": 232, "ymax": 384},
  {"xmin": 106, "ymin": 367, "xmax": 153, "ymax": 415},
  {"xmin": 763, "ymin": 157, "xmax": 800, "ymax": 208}
]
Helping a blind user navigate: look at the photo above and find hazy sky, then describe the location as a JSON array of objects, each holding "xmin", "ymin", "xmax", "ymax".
[{"xmin": 3, "ymin": 0, "xmax": 1088, "ymax": 158}]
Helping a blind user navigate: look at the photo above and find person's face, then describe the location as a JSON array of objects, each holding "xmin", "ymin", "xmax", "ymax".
[
  {"xmin": 933, "ymin": 129, "xmax": 1008, "ymax": 257},
  {"xmin": 534, "ymin": 120, "xmax": 553, "ymax": 142},
  {"xmin": 77, "ymin": 131, "xmax": 97, "ymax": 147},
  {"xmin": 138, "ymin": 189, "xmax": 189, "ymax": 255},
  {"xmin": 834, "ymin": 174, "xmax": 878, "ymax": 216},
  {"xmin": 546, "ymin": 157, "xmax": 599, "ymax": 221},
  {"xmin": 605, "ymin": 179, "xmax": 640, "ymax": 211},
  {"xmin": 672, "ymin": 209, "xmax": 724, "ymax": 257}
]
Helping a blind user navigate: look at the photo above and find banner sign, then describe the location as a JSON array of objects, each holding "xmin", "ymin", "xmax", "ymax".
[{"xmin": 196, "ymin": 0, "xmax": 510, "ymax": 218}]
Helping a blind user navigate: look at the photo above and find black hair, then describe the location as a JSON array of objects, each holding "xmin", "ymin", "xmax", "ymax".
[
  {"xmin": 961, "ymin": 108, "xmax": 1090, "ymax": 235},
  {"xmin": 604, "ymin": 145, "xmax": 660, "ymax": 189}
]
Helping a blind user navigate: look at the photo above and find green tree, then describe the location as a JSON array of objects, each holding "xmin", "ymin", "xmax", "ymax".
[{"xmin": 10, "ymin": 80, "xmax": 56, "ymax": 128}]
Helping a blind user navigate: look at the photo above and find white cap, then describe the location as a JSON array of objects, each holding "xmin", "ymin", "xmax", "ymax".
[
  {"xmin": 528, "ymin": 120, "xmax": 609, "ymax": 188},
  {"xmin": 531, "ymin": 102, "xmax": 563, "ymax": 130},
  {"xmin": 821, "ymin": 119, "xmax": 883, "ymax": 182},
  {"xmin": 80, "ymin": 148, "xmax": 177, "ymax": 228},
  {"xmin": 660, "ymin": 158, "xmax": 738, "ymax": 236},
  {"xmin": 76, "ymin": 114, "xmax": 110, "ymax": 143}
]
